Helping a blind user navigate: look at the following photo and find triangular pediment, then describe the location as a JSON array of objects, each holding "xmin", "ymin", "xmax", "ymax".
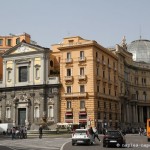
[{"xmin": 2, "ymin": 41, "xmax": 48, "ymax": 57}]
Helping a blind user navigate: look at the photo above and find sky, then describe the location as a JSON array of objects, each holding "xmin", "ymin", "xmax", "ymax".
[{"xmin": 1, "ymin": 0, "xmax": 150, "ymax": 48}]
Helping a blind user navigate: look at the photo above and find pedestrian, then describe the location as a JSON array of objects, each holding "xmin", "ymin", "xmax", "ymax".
[
  {"xmin": 88, "ymin": 126, "xmax": 95, "ymax": 144},
  {"xmin": 11, "ymin": 127, "xmax": 16, "ymax": 140},
  {"xmin": 39, "ymin": 125, "xmax": 43, "ymax": 139},
  {"xmin": 93, "ymin": 127, "xmax": 101, "ymax": 142}
]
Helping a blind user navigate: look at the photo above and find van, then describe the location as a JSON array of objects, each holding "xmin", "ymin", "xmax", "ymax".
[{"xmin": 0, "ymin": 123, "xmax": 13, "ymax": 134}]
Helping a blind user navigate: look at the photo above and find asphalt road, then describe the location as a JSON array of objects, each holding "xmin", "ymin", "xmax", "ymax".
[
  {"xmin": 62, "ymin": 134, "xmax": 150, "ymax": 150},
  {"xmin": 0, "ymin": 134, "xmax": 150, "ymax": 150}
]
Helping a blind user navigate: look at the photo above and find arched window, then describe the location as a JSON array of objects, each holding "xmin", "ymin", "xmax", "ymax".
[{"xmin": 50, "ymin": 60, "xmax": 53, "ymax": 67}]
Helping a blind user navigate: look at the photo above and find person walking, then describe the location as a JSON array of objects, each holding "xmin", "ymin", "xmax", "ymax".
[
  {"xmin": 88, "ymin": 126, "xmax": 95, "ymax": 144},
  {"xmin": 93, "ymin": 127, "xmax": 101, "ymax": 142},
  {"xmin": 39, "ymin": 125, "xmax": 43, "ymax": 139},
  {"xmin": 11, "ymin": 127, "xmax": 16, "ymax": 140}
]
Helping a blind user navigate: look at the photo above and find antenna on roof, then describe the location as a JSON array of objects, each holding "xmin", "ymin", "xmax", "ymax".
[{"xmin": 139, "ymin": 25, "xmax": 142, "ymax": 40}]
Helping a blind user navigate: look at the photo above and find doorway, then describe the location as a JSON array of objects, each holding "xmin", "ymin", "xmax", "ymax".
[{"xmin": 18, "ymin": 108, "xmax": 26, "ymax": 126}]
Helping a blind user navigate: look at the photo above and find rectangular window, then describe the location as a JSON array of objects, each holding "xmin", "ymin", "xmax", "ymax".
[
  {"xmin": 80, "ymin": 85, "xmax": 85, "ymax": 93},
  {"xmin": 35, "ymin": 68, "xmax": 40, "ymax": 79},
  {"xmin": 80, "ymin": 68, "xmax": 84, "ymax": 75},
  {"xmin": 67, "ymin": 52, "xmax": 71, "ymax": 59},
  {"xmin": 16, "ymin": 38, "xmax": 20, "ymax": 44},
  {"xmin": 34, "ymin": 106, "xmax": 39, "ymax": 118},
  {"xmin": 67, "ymin": 68, "xmax": 71, "ymax": 76},
  {"xmin": 80, "ymin": 100, "xmax": 85, "ymax": 109},
  {"xmin": 6, "ymin": 107, "xmax": 11, "ymax": 118},
  {"xmin": 48, "ymin": 105, "xmax": 54, "ymax": 118},
  {"xmin": 0, "ymin": 39, "xmax": 3, "ymax": 45},
  {"xmin": 67, "ymin": 86, "xmax": 71, "ymax": 93},
  {"xmin": 7, "ymin": 39, "xmax": 12, "ymax": 46},
  {"xmin": 80, "ymin": 51, "xmax": 84, "ymax": 58},
  {"xmin": 67, "ymin": 101, "xmax": 71, "ymax": 109},
  {"xmin": 19, "ymin": 66, "xmax": 28, "ymax": 82},
  {"xmin": 97, "ymin": 86, "xmax": 99, "ymax": 92},
  {"xmin": 7, "ymin": 70, "xmax": 11, "ymax": 81},
  {"xmin": 103, "ymin": 88, "xmax": 105, "ymax": 94},
  {"xmin": 97, "ymin": 68, "xmax": 99, "ymax": 76}
]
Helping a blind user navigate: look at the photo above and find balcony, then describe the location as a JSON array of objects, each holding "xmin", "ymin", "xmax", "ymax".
[
  {"xmin": 96, "ymin": 58, "xmax": 100, "ymax": 63},
  {"xmin": 47, "ymin": 77, "xmax": 60, "ymax": 84},
  {"xmin": 102, "ymin": 61, "xmax": 106, "ymax": 66},
  {"xmin": 63, "ymin": 92, "xmax": 87, "ymax": 98},
  {"xmin": 65, "ymin": 58, "xmax": 73, "ymax": 63},
  {"xmin": 78, "ymin": 75, "xmax": 87, "ymax": 80},
  {"xmin": 114, "ymin": 67, "xmax": 117, "ymax": 72},
  {"xmin": 65, "ymin": 76, "xmax": 73, "ymax": 81},
  {"xmin": 80, "ymin": 107, "xmax": 87, "ymax": 112},
  {"xmin": 78, "ymin": 57, "xmax": 86, "ymax": 62},
  {"xmin": 66, "ymin": 108, "xmax": 73, "ymax": 112}
]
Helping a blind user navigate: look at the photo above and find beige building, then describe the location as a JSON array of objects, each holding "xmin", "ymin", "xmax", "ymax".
[{"xmin": 52, "ymin": 36, "xmax": 120, "ymax": 130}]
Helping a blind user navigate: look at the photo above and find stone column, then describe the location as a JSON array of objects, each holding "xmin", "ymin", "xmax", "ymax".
[
  {"xmin": 12, "ymin": 60, "xmax": 15, "ymax": 86},
  {"xmin": 135, "ymin": 104, "xmax": 138, "ymax": 122},
  {"xmin": 127, "ymin": 104, "xmax": 130, "ymax": 123},
  {"xmin": 141, "ymin": 107, "xmax": 143, "ymax": 123},
  {"xmin": 40, "ymin": 56, "xmax": 44, "ymax": 84},
  {"xmin": 13, "ymin": 103, "xmax": 16, "ymax": 126},
  {"xmin": 30, "ymin": 58, "xmax": 34, "ymax": 84},
  {"xmin": 133, "ymin": 105, "xmax": 135, "ymax": 122},
  {"xmin": 25, "ymin": 105, "xmax": 29, "ymax": 126},
  {"xmin": 3, "ymin": 61, "xmax": 6, "ymax": 86}
]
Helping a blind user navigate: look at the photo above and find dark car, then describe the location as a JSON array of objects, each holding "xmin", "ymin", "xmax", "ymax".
[{"xmin": 103, "ymin": 130, "xmax": 126, "ymax": 147}]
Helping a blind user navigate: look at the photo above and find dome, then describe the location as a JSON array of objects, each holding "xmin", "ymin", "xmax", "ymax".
[{"xmin": 127, "ymin": 39, "xmax": 150, "ymax": 63}]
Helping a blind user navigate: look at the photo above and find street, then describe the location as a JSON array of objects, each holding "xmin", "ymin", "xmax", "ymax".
[
  {"xmin": 0, "ymin": 134, "xmax": 150, "ymax": 150},
  {"xmin": 62, "ymin": 134, "xmax": 150, "ymax": 150}
]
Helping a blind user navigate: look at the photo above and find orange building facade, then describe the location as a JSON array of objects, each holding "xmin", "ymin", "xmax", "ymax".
[{"xmin": 51, "ymin": 36, "xmax": 120, "ymax": 130}]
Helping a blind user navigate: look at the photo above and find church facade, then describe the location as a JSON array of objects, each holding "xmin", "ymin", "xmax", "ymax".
[{"xmin": 0, "ymin": 41, "xmax": 60, "ymax": 128}]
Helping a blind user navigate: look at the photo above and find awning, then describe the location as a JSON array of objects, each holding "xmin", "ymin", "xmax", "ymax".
[
  {"xmin": 79, "ymin": 112, "xmax": 87, "ymax": 115},
  {"xmin": 65, "ymin": 112, "xmax": 73, "ymax": 116},
  {"xmin": 65, "ymin": 119, "xmax": 73, "ymax": 123},
  {"xmin": 79, "ymin": 119, "xmax": 87, "ymax": 123}
]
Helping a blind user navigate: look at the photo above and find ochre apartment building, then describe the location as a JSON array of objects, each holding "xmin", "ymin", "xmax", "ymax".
[{"xmin": 51, "ymin": 36, "xmax": 120, "ymax": 130}]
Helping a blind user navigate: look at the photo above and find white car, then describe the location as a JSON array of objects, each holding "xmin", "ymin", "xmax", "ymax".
[{"xmin": 72, "ymin": 129, "xmax": 93, "ymax": 145}]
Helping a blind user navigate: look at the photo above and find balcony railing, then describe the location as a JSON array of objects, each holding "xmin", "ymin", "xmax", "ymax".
[
  {"xmin": 80, "ymin": 107, "xmax": 87, "ymax": 112},
  {"xmin": 65, "ymin": 76, "xmax": 73, "ymax": 81},
  {"xmin": 63, "ymin": 92, "xmax": 87, "ymax": 98},
  {"xmin": 78, "ymin": 57, "xmax": 86, "ymax": 62},
  {"xmin": 65, "ymin": 58, "xmax": 73, "ymax": 63},
  {"xmin": 78, "ymin": 75, "xmax": 87, "ymax": 80},
  {"xmin": 66, "ymin": 108, "xmax": 73, "ymax": 112}
]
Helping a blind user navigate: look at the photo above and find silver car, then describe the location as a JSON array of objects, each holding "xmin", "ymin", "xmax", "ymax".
[{"xmin": 72, "ymin": 129, "xmax": 94, "ymax": 145}]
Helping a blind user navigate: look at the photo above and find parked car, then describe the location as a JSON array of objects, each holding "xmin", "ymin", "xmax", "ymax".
[
  {"xmin": 103, "ymin": 130, "xmax": 126, "ymax": 147},
  {"xmin": 72, "ymin": 129, "xmax": 93, "ymax": 145}
]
